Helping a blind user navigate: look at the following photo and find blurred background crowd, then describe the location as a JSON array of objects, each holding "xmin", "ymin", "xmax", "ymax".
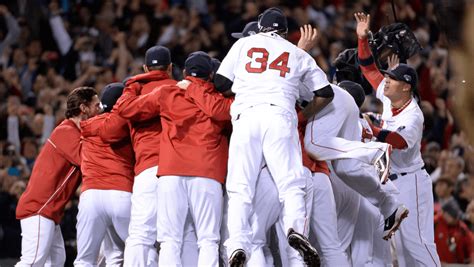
[{"xmin": 0, "ymin": 0, "xmax": 472, "ymax": 265}]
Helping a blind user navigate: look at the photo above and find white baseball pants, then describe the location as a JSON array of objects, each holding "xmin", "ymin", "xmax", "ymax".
[
  {"xmin": 124, "ymin": 166, "xmax": 159, "ymax": 267},
  {"xmin": 309, "ymin": 172, "xmax": 350, "ymax": 267},
  {"xmin": 331, "ymin": 159, "xmax": 398, "ymax": 219},
  {"xmin": 221, "ymin": 166, "xmax": 282, "ymax": 266},
  {"xmin": 392, "ymin": 169, "xmax": 441, "ymax": 267},
  {"xmin": 156, "ymin": 175, "xmax": 223, "ymax": 267},
  {"xmin": 74, "ymin": 189, "xmax": 131, "ymax": 267},
  {"xmin": 275, "ymin": 167, "xmax": 314, "ymax": 267},
  {"xmin": 225, "ymin": 104, "xmax": 308, "ymax": 259},
  {"xmin": 16, "ymin": 215, "xmax": 65, "ymax": 267},
  {"xmin": 329, "ymin": 170, "xmax": 360, "ymax": 255},
  {"xmin": 304, "ymin": 107, "xmax": 388, "ymax": 165},
  {"xmin": 350, "ymin": 197, "xmax": 391, "ymax": 267}
]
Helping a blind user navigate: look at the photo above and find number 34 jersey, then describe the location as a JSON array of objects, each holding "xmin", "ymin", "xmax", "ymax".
[{"xmin": 217, "ymin": 32, "xmax": 330, "ymax": 118}]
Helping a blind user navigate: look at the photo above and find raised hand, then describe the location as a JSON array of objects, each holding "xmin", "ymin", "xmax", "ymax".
[
  {"xmin": 297, "ymin": 24, "xmax": 318, "ymax": 52},
  {"xmin": 354, "ymin": 12, "xmax": 370, "ymax": 39},
  {"xmin": 387, "ymin": 54, "xmax": 400, "ymax": 70}
]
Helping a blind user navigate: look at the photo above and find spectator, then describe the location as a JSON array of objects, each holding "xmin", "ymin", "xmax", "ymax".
[
  {"xmin": 434, "ymin": 176, "xmax": 456, "ymax": 214},
  {"xmin": 434, "ymin": 199, "xmax": 473, "ymax": 264}
]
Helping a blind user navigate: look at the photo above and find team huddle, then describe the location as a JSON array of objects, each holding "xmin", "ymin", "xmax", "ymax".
[{"xmin": 14, "ymin": 8, "xmax": 441, "ymax": 267}]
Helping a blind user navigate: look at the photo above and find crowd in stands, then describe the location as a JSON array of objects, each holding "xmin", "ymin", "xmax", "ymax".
[{"xmin": 0, "ymin": 0, "xmax": 472, "ymax": 265}]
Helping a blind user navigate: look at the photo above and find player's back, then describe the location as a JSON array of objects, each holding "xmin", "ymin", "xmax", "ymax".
[
  {"xmin": 222, "ymin": 32, "xmax": 314, "ymax": 116},
  {"xmin": 314, "ymin": 84, "xmax": 361, "ymax": 141}
]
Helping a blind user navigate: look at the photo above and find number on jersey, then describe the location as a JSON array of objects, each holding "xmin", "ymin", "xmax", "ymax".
[{"xmin": 245, "ymin": 48, "xmax": 290, "ymax": 77}]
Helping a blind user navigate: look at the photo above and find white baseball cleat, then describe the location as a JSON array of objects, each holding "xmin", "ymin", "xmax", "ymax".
[
  {"xmin": 383, "ymin": 204, "xmax": 409, "ymax": 240},
  {"xmin": 375, "ymin": 144, "xmax": 392, "ymax": 184}
]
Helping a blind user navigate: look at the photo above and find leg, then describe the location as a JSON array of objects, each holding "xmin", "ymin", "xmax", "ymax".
[
  {"xmin": 44, "ymin": 224, "xmax": 66, "ymax": 267},
  {"xmin": 248, "ymin": 166, "xmax": 281, "ymax": 266},
  {"xmin": 16, "ymin": 215, "xmax": 58, "ymax": 267},
  {"xmin": 328, "ymin": 170, "xmax": 360, "ymax": 254},
  {"xmin": 393, "ymin": 171, "xmax": 441, "ymax": 267},
  {"xmin": 156, "ymin": 176, "xmax": 188, "ymax": 266},
  {"xmin": 225, "ymin": 114, "xmax": 264, "ymax": 258},
  {"xmin": 350, "ymin": 197, "xmax": 379, "ymax": 267},
  {"xmin": 181, "ymin": 214, "xmax": 199, "ymax": 267},
  {"xmin": 103, "ymin": 229, "xmax": 123, "ymax": 267},
  {"xmin": 74, "ymin": 189, "xmax": 108, "ymax": 266},
  {"xmin": 262, "ymin": 108, "xmax": 314, "ymax": 262},
  {"xmin": 332, "ymin": 159, "xmax": 398, "ymax": 219},
  {"xmin": 310, "ymin": 172, "xmax": 350, "ymax": 267},
  {"xmin": 124, "ymin": 166, "xmax": 159, "ymax": 267},
  {"xmin": 305, "ymin": 134, "xmax": 388, "ymax": 164},
  {"xmin": 105, "ymin": 190, "xmax": 132, "ymax": 266},
  {"xmin": 305, "ymin": 111, "xmax": 387, "ymax": 165},
  {"xmin": 187, "ymin": 177, "xmax": 223, "ymax": 267},
  {"xmin": 262, "ymin": 110, "xmax": 306, "ymax": 234}
]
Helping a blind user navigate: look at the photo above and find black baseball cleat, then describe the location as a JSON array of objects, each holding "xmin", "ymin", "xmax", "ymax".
[
  {"xmin": 383, "ymin": 205, "xmax": 409, "ymax": 240},
  {"xmin": 229, "ymin": 249, "xmax": 246, "ymax": 267},
  {"xmin": 375, "ymin": 144, "xmax": 392, "ymax": 184},
  {"xmin": 287, "ymin": 228, "xmax": 319, "ymax": 266}
]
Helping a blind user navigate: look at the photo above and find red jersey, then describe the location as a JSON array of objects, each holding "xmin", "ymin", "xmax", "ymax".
[
  {"xmin": 434, "ymin": 214, "xmax": 473, "ymax": 264},
  {"xmin": 118, "ymin": 77, "xmax": 232, "ymax": 184},
  {"xmin": 80, "ymin": 112, "xmax": 135, "ymax": 193},
  {"xmin": 16, "ymin": 119, "xmax": 82, "ymax": 224},
  {"xmin": 116, "ymin": 70, "xmax": 176, "ymax": 175}
]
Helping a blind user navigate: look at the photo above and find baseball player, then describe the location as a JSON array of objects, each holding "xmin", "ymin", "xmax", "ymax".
[
  {"xmin": 118, "ymin": 52, "xmax": 233, "ymax": 266},
  {"xmin": 74, "ymin": 83, "xmax": 134, "ymax": 266},
  {"xmin": 15, "ymin": 87, "xmax": 100, "ymax": 267},
  {"xmin": 215, "ymin": 7, "xmax": 333, "ymax": 265},
  {"xmin": 116, "ymin": 45, "xmax": 176, "ymax": 267},
  {"xmin": 332, "ymin": 81, "xmax": 392, "ymax": 266},
  {"xmin": 355, "ymin": 12, "xmax": 441, "ymax": 266},
  {"xmin": 303, "ymin": 80, "xmax": 408, "ymax": 240}
]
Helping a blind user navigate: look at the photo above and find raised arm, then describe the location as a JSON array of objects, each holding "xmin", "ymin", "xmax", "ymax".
[
  {"xmin": 355, "ymin": 12, "xmax": 384, "ymax": 91},
  {"xmin": 116, "ymin": 82, "xmax": 162, "ymax": 122}
]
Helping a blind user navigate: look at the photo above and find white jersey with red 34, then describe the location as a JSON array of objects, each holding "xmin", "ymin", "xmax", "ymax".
[{"xmin": 217, "ymin": 32, "xmax": 329, "ymax": 119}]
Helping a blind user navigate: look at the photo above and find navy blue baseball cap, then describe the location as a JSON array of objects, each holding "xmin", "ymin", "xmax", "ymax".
[
  {"xmin": 185, "ymin": 51, "xmax": 213, "ymax": 79},
  {"xmin": 258, "ymin": 7, "xmax": 287, "ymax": 33},
  {"xmin": 211, "ymin": 58, "xmax": 221, "ymax": 74},
  {"xmin": 381, "ymin": 64, "xmax": 418, "ymax": 90},
  {"xmin": 145, "ymin": 45, "xmax": 171, "ymax": 67},
  {"xmin": 231, "ymin": 21, "xmax": 259, "ymax": 38},
  {"xmin": 101, "ymin": 82, "xmax": 125, "ymax": 112}
]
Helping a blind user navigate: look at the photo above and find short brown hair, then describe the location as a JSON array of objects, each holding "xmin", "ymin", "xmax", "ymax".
[{"xmin": 65, "ymin": 87, "xmax": 97, "ymax": 118}]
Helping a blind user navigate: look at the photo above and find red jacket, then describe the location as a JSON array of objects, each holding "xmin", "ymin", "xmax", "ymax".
[
  {"xmin": 116, "ymin": 70, "xmax": 175, "ymax": 175},
  {"xmin": 80, "ymin": 112, "xmax": 135, "ymax": 193},
  {"xmin": 434, "ymin": 214, "xmax": 473, "ymax": 264},
  {"xmin": 16, "ymin": 119, "xmax": 82, "ymax": 224},
  {"xmin": 118, "ymin": 77, "xmax": 232, "ymax": 184}
]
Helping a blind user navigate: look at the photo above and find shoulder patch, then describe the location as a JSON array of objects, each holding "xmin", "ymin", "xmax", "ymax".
[{"xmin": 397, "ymin": 126, "xmax": 406, "ymax": 132}]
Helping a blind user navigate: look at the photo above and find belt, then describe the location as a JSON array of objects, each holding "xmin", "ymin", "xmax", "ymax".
[
  {"xmin": 235, "ymin": 104, "xmax": 277, "ymax": 120},
  {"xmin": 388, "ymin": 166, "xmax": 425, "ymax": 181}
]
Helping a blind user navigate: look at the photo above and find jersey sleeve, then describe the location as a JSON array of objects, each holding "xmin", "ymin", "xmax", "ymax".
[
  {"xmin": 392, "ymin": 113, "xmax": 423, "ymax": 149},
  {"xmin": 51, "ymin": 124, "xmax": 82, "ymax": 166},
  {"xmin": 116, "ymin": 83, "xmax": 162, "ymax": 122},
  {"xmin": 358, "ymin": 37, "xmax": 384, "ymax": 90},
  {"xmin": 81, "ymin": 111, "xmax": 130, "ymax": 143},
  {"xmin": 216, "ymin": 39, "xmax": 243, "ymax": 82},
  {"xmin": 299, "ymin": 52, "xmax": 330, "ymax": 93}
]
